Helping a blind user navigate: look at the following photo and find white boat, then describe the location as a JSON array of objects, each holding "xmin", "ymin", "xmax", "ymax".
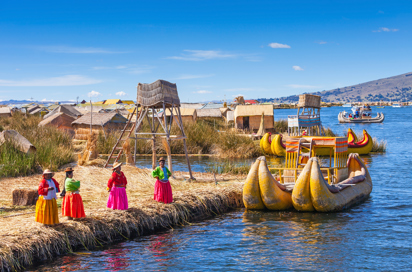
[
  {"xmin": 392, "ymin": 103, "xmax": 403, "ymax": 108},
  {"xmin": 342, "ymin": 103, "xmax": 353, "ymax": 107},
  {"xmin": 338, "ymin": 105, "xmax": 384, "ymax": 123}
]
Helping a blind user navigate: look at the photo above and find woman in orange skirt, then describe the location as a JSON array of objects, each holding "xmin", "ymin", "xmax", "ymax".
[
  {"xmin": 35, "ymin": 169, "xmax": 60, "ymax": 225},
  {"xmin": 61, "ymin": 167, "xmax": 86, "ymax": 219}
]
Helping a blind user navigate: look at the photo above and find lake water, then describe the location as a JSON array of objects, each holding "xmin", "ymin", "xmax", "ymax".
[{"xmin": 32, "ymin": 106, "xmax": 412, "ymax": 271}]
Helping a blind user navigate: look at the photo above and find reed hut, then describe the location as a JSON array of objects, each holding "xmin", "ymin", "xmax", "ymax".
[
  {"xmin": 38, "ymin": 112, "xmax": 76, "ymax": 136},
  {"xmin": 196, "ymin": 108, "xmax": 222, "ymax": 120},
  {"xmin": 226, "ymin": 110, "xmax": 234, "ymax": 123},
  {"xmin": 71, "ymin": 112, "xmax": 128, "ymax": 140},
  {"xmin": 43, "ymin": 105, "xmax": 82, "ymax": 120},
  {"xmin": 165, "ymin": 107, "xmax": 197, "ymax": 122},
  {"xmin": 0, "ymin": 107, "xmax": 12, "ymax": 118},
  {"xmin": 234, "ymin": 104, "xmax": 274, "ymax": 131}
]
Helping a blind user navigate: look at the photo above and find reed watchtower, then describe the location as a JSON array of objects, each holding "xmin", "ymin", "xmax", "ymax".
[
  {"xmin": 288, "ymin": 94, "xmax": 324, "ymax": 136},
  {"xmin": 104, "ymin": 79, "xmax": 194, "ymax": 180}
]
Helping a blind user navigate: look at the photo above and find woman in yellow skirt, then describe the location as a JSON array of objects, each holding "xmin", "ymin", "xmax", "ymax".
[{"xmin": 35, "ymin": 169, "xmax": 60, "ymax": 225}]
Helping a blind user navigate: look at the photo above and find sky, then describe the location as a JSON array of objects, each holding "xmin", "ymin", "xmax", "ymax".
[{"xmin": 0, "ymin": 0, "xmax": 411, "ymax": 102}]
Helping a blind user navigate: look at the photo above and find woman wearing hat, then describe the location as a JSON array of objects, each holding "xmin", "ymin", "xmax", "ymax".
[
  {"xmin": 35, "ymin": 169, "xmax": 60, "ymax": 225},
  {"xmin": 107, "ymin": 162, "xmax": 128, "ymax": 210},
  {"xmin": 61, "ymin": 167, "xmax": 86, "ymax": 220},
  {"xmin": 152, "ymin": 157, "xmax": 173, "ymax": 204}
]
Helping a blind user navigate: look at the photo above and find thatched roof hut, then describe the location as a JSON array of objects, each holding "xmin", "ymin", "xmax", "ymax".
[
  {"xmin": 72, "ymin": 112, "xmax": 128, "ymax": 139},
  {"xmin": 234, "ymin": 104, "xmax": 274, "ymax": 131},
  {"xmin": 43, "ymin": 105, "xmax": 82, "ymax": 120},
  {"xmin": 164, "ymin": 108, "xmax": 197, "ymax": 122},
  {"xmin": 180, "ymin": 103, "xmax": 204, "ymax": 109},
  {"xmin": 196, "ymin": 108, "xmax": 222, "ymax": 119},
  {"xmin": 0, "ymin": 107, "xmax": 12, "ymax": 118},
  {"xmin": 39, "ymin": 112, "xmax": 76, "ymax": 136}
]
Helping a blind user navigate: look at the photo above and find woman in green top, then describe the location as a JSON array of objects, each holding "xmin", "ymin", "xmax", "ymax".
[
  {"xmin": 152, "ymin": 157, "xmax": 173, "ymax": 203},
  {"xmin": 61, "ymin": 167, "xmax": 86, "ymax": 219}
]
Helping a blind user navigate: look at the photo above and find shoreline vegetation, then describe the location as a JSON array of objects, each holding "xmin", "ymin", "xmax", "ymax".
[
  {"xmin": 0, "ymin": 113, "xmax": 386, "ymax": 178},
  {"xmin": 0, "ymin": 165, "xmax": 244, "ymax": 272}
]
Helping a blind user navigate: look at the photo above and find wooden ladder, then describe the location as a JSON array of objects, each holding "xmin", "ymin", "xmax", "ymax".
[{"xmin": 104, "ymin": 107, "xmax": 138, "ymax": 168}]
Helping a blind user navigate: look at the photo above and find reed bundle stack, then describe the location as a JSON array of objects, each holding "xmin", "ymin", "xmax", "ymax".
[
  {"xmin": 122, "ymin": 139, "xmax": 134, "ymax": 165},
  {"xmin": 78, "ymin": 133, "xmax": 99, "ymax": 166},
  {"xmin": 12, "ymin": 189, "xmax": 38, "ymax": 206}
]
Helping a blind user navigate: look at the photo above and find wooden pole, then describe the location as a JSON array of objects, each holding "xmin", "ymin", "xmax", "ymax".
[
  {"xmin": 89, "ymin": 100, "xmax": 93, "ymax": 135},
  {"xmin": 177, "ymin": 107, "xmax": 194, "ymax": 180},
  {"xmin": 163, "ymin": 103, "xmax": 173, "ymax": 173},
  {"xmin": 151, "ymin": 107, "xmax": 157, "ymax": 169}
]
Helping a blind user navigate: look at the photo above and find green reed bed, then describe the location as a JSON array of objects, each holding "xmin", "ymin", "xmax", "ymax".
[{"xmin": 205, "ymin": 161, "xmax": 251, "ymax": 175}]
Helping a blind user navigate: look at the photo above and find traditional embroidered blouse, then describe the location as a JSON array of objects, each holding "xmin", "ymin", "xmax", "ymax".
[
  {"xmin": 152, "ymin": 166, "xmax": 172, "ymax": 181},
  {"xmin": 107, "ymin": 171, "xmax": 127, "ymax": 188}
]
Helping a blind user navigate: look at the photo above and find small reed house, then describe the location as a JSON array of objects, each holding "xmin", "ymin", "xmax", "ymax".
[
  {"xmin": 234, "ymin": 104, "xmax": 274, "ymax": 131},
  {"xmin": 165, "ymin": 108, "xmax": 197, "ymax": 123},
  {"xmin": 71, "ymin": 112, "xmax": 128, "ymax": 140}
]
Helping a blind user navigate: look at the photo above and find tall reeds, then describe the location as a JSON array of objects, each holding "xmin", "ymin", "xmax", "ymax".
[{"xmin": 0, "ymin": 112, "xmax": 74, "ymax": 177}]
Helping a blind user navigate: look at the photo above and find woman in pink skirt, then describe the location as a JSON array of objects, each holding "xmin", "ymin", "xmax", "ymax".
[
  {"xmin": 152, "ymin": 157, "xmax": 173, "ymax": 204},
  {"xmin": 107, "ymin": 162, "xmax": 128, "ymax": 210}
]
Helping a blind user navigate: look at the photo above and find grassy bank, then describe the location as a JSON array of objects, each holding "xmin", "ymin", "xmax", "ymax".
[
  {"xmin": 0, "ymin": 113, "xmax": 74, "ymax": 177},
  {"xmin": 0, "ymin": 166, "xmax": 243, "ymax": 271}
]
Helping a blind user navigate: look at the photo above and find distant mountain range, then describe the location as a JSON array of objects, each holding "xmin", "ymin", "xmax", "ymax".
[
  {"xmin": 0, "ymin": 100, "xmax": 75, "ymax": 106},
  {"xmin": 261, "ymin": 72, "xmax": 412, "ymax": 103}
]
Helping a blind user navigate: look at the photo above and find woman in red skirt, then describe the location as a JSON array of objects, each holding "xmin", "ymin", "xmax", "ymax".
[
  {"xmin": 152, "ymin": 157, "xmax": 173, "ymax": 204},
  {"xmin": 61, "ymin": 167, "xmax": 86, "ymax": 220}
]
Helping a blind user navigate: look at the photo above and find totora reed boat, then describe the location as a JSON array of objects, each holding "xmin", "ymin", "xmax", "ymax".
[
  {"xmin": 261, "ymin": 128, "xmax": 374, "ymax": 156},
  {"xmin": 245, "ymin": 136, "xmax": 372, "ymax": 212}
]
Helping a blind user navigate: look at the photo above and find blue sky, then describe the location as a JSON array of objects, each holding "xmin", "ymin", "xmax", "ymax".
[{"xmin": 0, "ymin": 0, "xmax": 411, "ymax": 102}]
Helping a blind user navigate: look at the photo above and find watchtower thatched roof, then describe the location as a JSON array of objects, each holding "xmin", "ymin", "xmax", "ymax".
[{"xmin": 137, "ymin": 79, "xmax": 180, "ymax": 108}]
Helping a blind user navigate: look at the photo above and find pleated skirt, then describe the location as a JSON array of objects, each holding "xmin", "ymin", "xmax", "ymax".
[
  {"xmin": 107, "ymin": 187, "xmax": 128, "ymax": 210},
  {"xmin": 154, "ymin": 180, "xmax": 173, "ymax": 204},
  {"xmin": 35, "ymin": 196, "xmax": 59, "ymax": 225},
  {"xmin": 62, "ymin": 193, "xmax": 86, "ymax": 218}
]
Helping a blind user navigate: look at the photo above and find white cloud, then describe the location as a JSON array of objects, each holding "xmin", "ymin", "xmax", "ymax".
[
  {"xmin": 116, "ymin": 91, "xmax": 126, "ymax": 96},
  {"xmin": 115, "ymin": 66, "xmax": 127, "ymax": 69},
  {"xmin": 0, "ymin": 75, "xmax": 102, "ymax": 87},
  {"xmin": 315, "ymin": 41, "xmax": 327, "ymax": 44},
  {"xmin": 88, "ymin": 90, "xmax": 101, "ymax": 97},
  {"xmin": 373, "ymin": 27, "xmax": 399, "ymax": 32},
  {"xmin": 41, "ymin": 99, "xmax": 58, "ymax": 102},
  {"xmin": 268, "ymin": 43, "xmax": 291, "ymax": 49},
  {"xmin": 225, "ymin": 88, "xmax": 254, "ymax": 92},
  {"xmin": 292, "ymin": 66, "xmax": 304, "ymax": 71},
  {"xmin": 39, "ymin": 45, "xmax": 127, "ymax": 54},
  {"xmin": 168, "ymin": 50, "xmax": 237, "ymax": 61},
  {"xmin": 286, "ymin": 84, "xmax": 319, "ymax": 89},
  {"xmin": 176, "ymin": 74, "xmax": 214, "ymax": 80},
  {"xmin": 193, "ymin": 90, "xmax": 212, "ymax": 94},
  {"xmin": 232, "ymin": 94, "xmax": 245, "ymax": 97}
]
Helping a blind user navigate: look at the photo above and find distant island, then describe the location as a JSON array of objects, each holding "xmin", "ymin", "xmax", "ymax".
[{"xmin": 259, "ymin": 72, "xmax": 412, "ymax": 103}]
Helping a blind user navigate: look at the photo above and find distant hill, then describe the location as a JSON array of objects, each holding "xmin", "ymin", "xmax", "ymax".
[
  {"xmin": 270, "ymin": 72, "xmax": 412, "ymax": 103},
  {"xmin": 0, "ymin": 100, "xmax": 75, "ymax": 106}
]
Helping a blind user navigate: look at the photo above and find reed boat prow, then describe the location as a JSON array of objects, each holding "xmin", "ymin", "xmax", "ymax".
[
  {"xmin": 309, "ymin": 154, "xmax": 372, "ymax": 212},
  {"xmin": 258, "ymin": 156, "xmax": 293, "ymax": 210}
]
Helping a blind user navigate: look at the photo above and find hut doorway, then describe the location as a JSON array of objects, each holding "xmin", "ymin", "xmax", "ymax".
[{"xmin": 244, "ymin": 116, "xmax": 249, "ymax": 129}]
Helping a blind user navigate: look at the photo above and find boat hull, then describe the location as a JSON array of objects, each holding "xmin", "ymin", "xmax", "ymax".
[
  {"xmin": 243, "ymin": 157, "xmax": 293, "ymax": 210},
  {"xmin": 338, "ymin": 112, "xmax": 384, "ymax": 123},
  {"xmin": 309, "ymin": 154, "xmax": 372, "ymax": 212},
  {"xmin": 347, "ymin": 130, "xmax": 373, "ymax": 155}
]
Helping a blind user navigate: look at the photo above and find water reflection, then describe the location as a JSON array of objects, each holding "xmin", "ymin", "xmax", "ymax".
[{"xmin": 103, "ymin": 248, "xmax": 130, "ymax": 271}]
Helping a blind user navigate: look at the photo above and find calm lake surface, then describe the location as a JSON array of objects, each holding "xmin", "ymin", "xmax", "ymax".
[{"xmin": 33, "ymin": 106, "xmax": 412, "ymax": 271}]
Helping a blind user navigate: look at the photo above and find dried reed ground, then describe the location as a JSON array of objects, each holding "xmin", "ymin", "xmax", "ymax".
[{"xmin": 0, "ymin": 165, "xmax": 245, "ymax": 272}]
